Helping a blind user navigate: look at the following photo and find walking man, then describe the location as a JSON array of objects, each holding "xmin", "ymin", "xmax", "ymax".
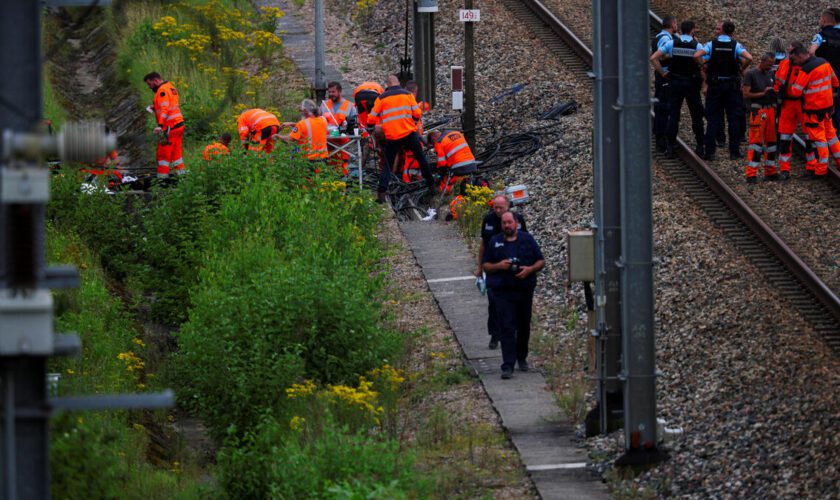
[
  {"xmin": 475, "ymin": 195, "xmax": 528, "ymax": 350},
  {"xmin": 144, "ymin": 72, "xmax": 185, "ymax": 178},
  {"xmin": 482, "ymin": 212, "xmax": 545, "ymax": 379}
]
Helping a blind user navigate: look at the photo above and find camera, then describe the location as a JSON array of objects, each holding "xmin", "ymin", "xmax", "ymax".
[{"xmin": 509, "ymin": 257, "xmax": 522, "ymax": 274}]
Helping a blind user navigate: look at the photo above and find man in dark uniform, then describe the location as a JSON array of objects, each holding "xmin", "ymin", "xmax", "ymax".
[
  {"xmin": 483, "ymin": 212, "xmax": 545, "ymax": 380},
  {"xmin": 695, "ymin": 20, "xmax": 753, "ymax": 161},
  {"xmin": 651, "ymin": 20, "xmax": 704, "ymax": 157},
  {"xmin": 652, "ymin": 15, "xmax": 678, "ymax": 153},
  {"xmin": 475, "ymin": 194, "xmax": 527, "ymax": 350}
]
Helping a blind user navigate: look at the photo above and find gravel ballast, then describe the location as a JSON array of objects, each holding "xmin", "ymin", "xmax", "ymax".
[{"xmin": 296, "ymin": 0, "xmax": 840, "ymax": 497}]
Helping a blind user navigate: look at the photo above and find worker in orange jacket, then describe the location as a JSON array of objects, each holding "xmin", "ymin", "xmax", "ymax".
[
  {"xmin": 144, "ymin": 72, "xmax": 185, "ymax": 178},
  {"xmin": 397, "ymin": 80, "xmax": 431, "ymax": 183},
  {"xmin": 238, "ymin": 108, "xmax": 281, "ymax": 154},
  {"xmin": 788, "ymin": 42, "xmax": 840, "ymax": 177},
  {"xmin": 203, "ymin": 133, "xmax": 231, "ymax": 160},
  {"xmin": 353, "ymin": 81, "xmax": 384, "ymax": 129},
  {"xmin": 323, "ymin": 81, "xmax": 357, "ymax": 175},
  {"xmin": 278, "ymin": 99, "xmax": 328, "ymax": 163},
  {"xmin": 775, "ymin": 48, "xmax": 815, "ymax": 176},
  {"xmin": 427, "ymin": 129, "xmax": 477, "ymax": 194},
  {"xmin": 367, "ymin": 75, "xmax": 436, "ymax": 202}
]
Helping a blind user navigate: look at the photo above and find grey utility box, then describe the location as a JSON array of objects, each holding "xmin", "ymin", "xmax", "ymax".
[
  {"xmin": 0, "ymin": 289, "xmax": 54, "ymax": 355},
  {"xmin": 567, "ymin": 230, "xmax": 595, "ymax": 282}
]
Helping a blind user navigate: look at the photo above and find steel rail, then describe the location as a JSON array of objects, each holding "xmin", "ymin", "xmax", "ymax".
[{"xmin": 517, "ymin": 0, "xmax": 840, "ymax": 350}]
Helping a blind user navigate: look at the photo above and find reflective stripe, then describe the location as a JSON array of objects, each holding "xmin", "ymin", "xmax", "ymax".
[
  {"xmin": 804, "ymin": 84, "xmax": 832, "ymax": 94},
  {"xmin": 171, "ymin": 158, "xmax": 184, "ymax": 167},
  {"xmin": 748, "ymin": 144, "xmax": 763, "ymax": 151},
  {"xmin": 167, "ymin": 113, "xmax": 183, "ymax": 121},
  {"xmin": 445, "ymin": 142, "xmax": 469, "ymax": 159},
  {"xmin": 780, "ymin": 154, "xmax": 792, "ymax": 161},
  {"xmin": 304, "ymin": 118, "xmax": 313, "ymax": 151},
  {"xmin": 451, "ymin": 159, "xmax": 476, "ymax": 170},
  {"xmin": 159, "ymin": 101, "xmax": 170, "ymax": 106},
  {"xmin": 814, "ymin": 141, "xmax": 828, "ymax": 147},
  {"xmin": 806, "ymin": 153, "xmax": 816, "ymax": 160},
  {"xmin": 777, "ymin": 78, "xmax": 787, "ymax": 85},
  {"xmin": 158, "ymin": 160, "xmax": 170, "ymax": 166},
  {"xmin": 382, "ymin": 105, "xmax": 414, "ymax": 115},
  {"xmin": 747, "ymin": 161, "xmax": 760, "ymax": 167},
  {"xmin": 157, "ymin": 172, "xmax": 170, "ymax": 178},
  {"xmin": 174, "ymin": 168, "xmax": 186, "ymax": 175},
  {"xmin": 406, "ymin": 169, "xmax": 420, "ymax": 175},
  {"xmin": 811, "ymin": 75, "xmax": 831, "ymax": 85},
  {"xmin": 765, "ymin": 145, "xmax": 778, "ymax": 152},
  {"xmin": 829, "ymin": 137, "xmax": 839, "ymax": 145},
  {"xmin": 437, "ymin": 156, "xmax": 446, "ymax": 162},
  {"xmin": 779, "ymin": 134, "xmax": 792, "ymax": 140},
  {"xmin": 765, "ymin": 160, "xmax": 777, "ymax": 166},
  {"xmin": 382, "ymin": 113, "xmax": 413, "ymax": 123},
  {"xmin": 792, "ymin": 83, "xmax": 805, "ymax": 90},
  {"xmin": 252, "ymin": 114, "xmax": 275, "ymax": 127},
  {"xmin": 368, "ymin": 111, "xmax": 379, "ymax": 117},
  {"xmin": 819, "ymin": 157, "xmax": 829, "ymax": 163},
  {"xmin": 832, "ymin": 151, "xmax": 840, "ymax": 158}
]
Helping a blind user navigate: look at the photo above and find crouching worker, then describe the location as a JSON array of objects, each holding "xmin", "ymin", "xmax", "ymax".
[
  {"xmin": 482, "ymin": 211, "xmax": 545, "ymax": 380},
  {"xmin": 427, "ymin": 129, "xmax": 477, "ymax": 194},
  {"xmin": 203, "ymin": 133, "xmax": 231, "ymax": 160},
  {"xmin": 277, "ymin": 99, "xmax": 328, "ymax": 168},
  {"xmin": 238, "ymin": 108, "xmax": 281, "ymax": 154}
]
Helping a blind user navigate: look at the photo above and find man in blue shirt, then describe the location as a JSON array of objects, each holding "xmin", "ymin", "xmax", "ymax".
[
  {"xmin": 651, "ymin": 20, "xmax": 704, "ymax": 157},
  {"xmin": 809, "ymin": 8, "xmax": 840, "ymax": 129},
  {"xmin": 695, "ymin": 20, "xmax": 753, "ymax": 161},
  {"xmin": 482, "ymin": 212, "xmax": 545, "ymax": 379},
  {"xmin": 652, "ymin": 15, "xmax": 678, "ymax": 154}
]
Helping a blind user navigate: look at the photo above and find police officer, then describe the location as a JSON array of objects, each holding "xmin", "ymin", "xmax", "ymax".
[
  {"xmin": 482, "ymin": 212, "xmax": 544, "ymax": 379},
  {"xmin": 695, "ymin": 20, "xmax": 753, "ymax": 161},
  {"xmin": 651, "ymin": 20, "xmax": 704, "ymax": 157},
  {"xmin": 652, "ymin": 15, "xmax": 678, "ymax": 153},
  {"xmin": 475, "ymin": 195, "xmax": 527, "ymax": 350},
  {"xmin": 809, "ymin": 9, "xmax": 840, "ymax": 130}
]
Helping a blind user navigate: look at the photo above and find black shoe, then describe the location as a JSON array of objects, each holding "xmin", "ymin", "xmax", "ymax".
[
  {"xmin": 765, "ymin": 173, "xmax": 780, "ymax": 181},
  {"xmin": 655, "ymin": 136, "xmax": 667, "ymax": 153},
  {"xmin": 694, "ymin": 145, "xmax": 705, "ymax": 157},
  {"xmin": 780, "ymin": 171, "xmax": 790, "ymax": 181},
  {"xmin": 703, "ymin": 152, "xmax": 716, "ymax": 161},
  {"xmin": 804, "ymin": 170, "xmax": 817, "ymax": 179},
  {"xmin": 518, "ymin": 360, "xmax": 530, "ymax": 372},
  {"xmin": 730, "ymin": 150, "xmax": 743, "ymax": 160},
  {"xmin": 501, "ymin": 368, "xmax": 513, "ymax": 380},
  {"xmin": 665, "ymin": 143, "xmax": 677, "ymax": 158},
  {"xmin": 488, "ymin": 339, "xmax": 499, "ymax": 350},
  {"xmin": 746, "ymin": 176, "xmax": 757, "ymax": 184},
  {"xmin": 716, "ymin": 137, "xmax": 726, "ymax": 147},
  {"xmin": 376, "ymin": 191, "xmax": 387, "ymax": 204}
]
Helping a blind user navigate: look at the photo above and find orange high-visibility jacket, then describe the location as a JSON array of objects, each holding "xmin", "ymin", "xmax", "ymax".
[
  {"xmin": 237, "ymin": 109, "xmax": 281, "ymax": 142},
  {"xmin": 203, "ymin": 142, "xmax": 230, "ymax": 160},
  {"xmin": 153, "ymin": 82, "xmax": 184, "ymax": 128},
  {"xmin": 289, "ymin": 116, "xmax": 328, "ymax": 160},
  {"xmin": 323, "ymin": 98, "xmax": 356, "ymax": 127},
  {"xmin": 353, "ymin": 81, "xmax": 384, "ymax": 97},
  {"xmin": 434, "ymin": 130, "xmax": 475, "ymax": 170},
  {"xmin": 353, "ymin": 82, "xmax": 384, "ymax": 128},
  {"xmin": 367, "ymin": 86, "xmax": 422, "ymax": 140},
  {"xmin": 774, "ymin": 58, "xmax": 804, "ymax": 98},
  {"xmin": 789, "ymin": 57, "xmax": 839, "ymax": 111}
]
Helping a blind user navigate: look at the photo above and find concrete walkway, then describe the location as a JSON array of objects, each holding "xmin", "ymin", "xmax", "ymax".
[
  {"xmin": 269, "ymin": 0, "xmax": 351, "ymax": 93},
  {"xmin": 401, "ymin": 221, "xmax": 609, "ymax": 500}
]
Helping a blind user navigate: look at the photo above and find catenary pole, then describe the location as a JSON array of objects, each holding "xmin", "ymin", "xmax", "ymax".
[
  {"xmin": 591, "ymin": 0, "xmax": 623, "ymax": 436},
  {"xmin": 314, "ymin": 0, "xmax": 326, "ymax": 103},
  {"xmin": 616, "ymin": 0, "xmax": 664, "ymax": 464},
  {"xmin": 463, "ymin": 0, "xmax": 476, "ymax": 149}
]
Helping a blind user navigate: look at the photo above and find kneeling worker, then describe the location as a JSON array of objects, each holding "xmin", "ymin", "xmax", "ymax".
[
  {"xmin": 237, "ymin": 108, "xmax": 281, "ymax": 154},
  {"xmin": 427, "ymin": 129, "xmax": 478, "ymax": 193},
  {"xmin": 482, "ymin": 211, "xmax": 545, "ymax": 380},
  {"xmin": 278, "ymin": 99, "xmax": 328, "ymax": 163},
  {"xmin": 203, "ymin": 133, "xmax": 231, "ymax": 160}
]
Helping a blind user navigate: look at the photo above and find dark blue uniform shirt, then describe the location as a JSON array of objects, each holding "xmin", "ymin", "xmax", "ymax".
[{"xmin": 482, "ymin": 231, "xmax": 544, "ymax": 290}]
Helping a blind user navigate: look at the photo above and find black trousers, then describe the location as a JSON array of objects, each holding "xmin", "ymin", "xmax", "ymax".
[
  {"xmin": 487, "ymin": 289, "xmax": 499, "ymax": 342},
  {"xmin": 666, "ymin": 77, "xmax": 704, "ymax": 147},
  {"xmin": 493, "ymin": 287, "xmax": 534, "ymax": 371},
  {"xmin": 379, "ymin": 132, "xmax": 434, "ymax": 193},
  {"xmin": 704, "ymin": 80, "xmax": 744, "ymax": 155},
  {"xmin": 653, "ymin": 73, "xmax": 671, "ymax": 138}
]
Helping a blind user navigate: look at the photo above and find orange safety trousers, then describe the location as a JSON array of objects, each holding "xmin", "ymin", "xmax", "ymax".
[
  {"xmin": 746, "ymin": 107, "xmax": 777, "ymax": 178},
  {"xmin": 803, "ymin": 110, "xmax": 840, "ymax": 176},
  {"xmin": 777, "ymin": 100, "xmax": 813, "ymax": 172},
  {"xmin": 156, "ymin": 126, "xmax": 185, "ymax": 177}
]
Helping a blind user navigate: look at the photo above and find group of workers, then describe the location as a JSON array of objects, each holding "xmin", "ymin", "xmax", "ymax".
[
  {"xmin": 650, "ymin": 9, "xmax": 840, "ymax": 182},
  {"xmin": 142, "ymin": 71, "xmax": 477, "ymax": 196}
]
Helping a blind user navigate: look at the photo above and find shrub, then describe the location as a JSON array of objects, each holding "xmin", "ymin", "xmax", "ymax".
[{"xmin": 217, "ymin": 414, "xmax": 428, "ymax": 499}]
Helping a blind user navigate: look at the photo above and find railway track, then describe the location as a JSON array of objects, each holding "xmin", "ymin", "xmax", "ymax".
[{"xmin": 509, "ymin": 0, "xmax": 840, "ymax": 351}]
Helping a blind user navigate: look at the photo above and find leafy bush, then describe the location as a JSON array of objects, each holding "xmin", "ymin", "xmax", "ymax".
[
  {"xmin": 217, "ymin": 414, "xmax": 428, "ymax": 499},
  {"xmin": 174, "ymin": 154, "xmax": 400, "ymax": 438}
]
